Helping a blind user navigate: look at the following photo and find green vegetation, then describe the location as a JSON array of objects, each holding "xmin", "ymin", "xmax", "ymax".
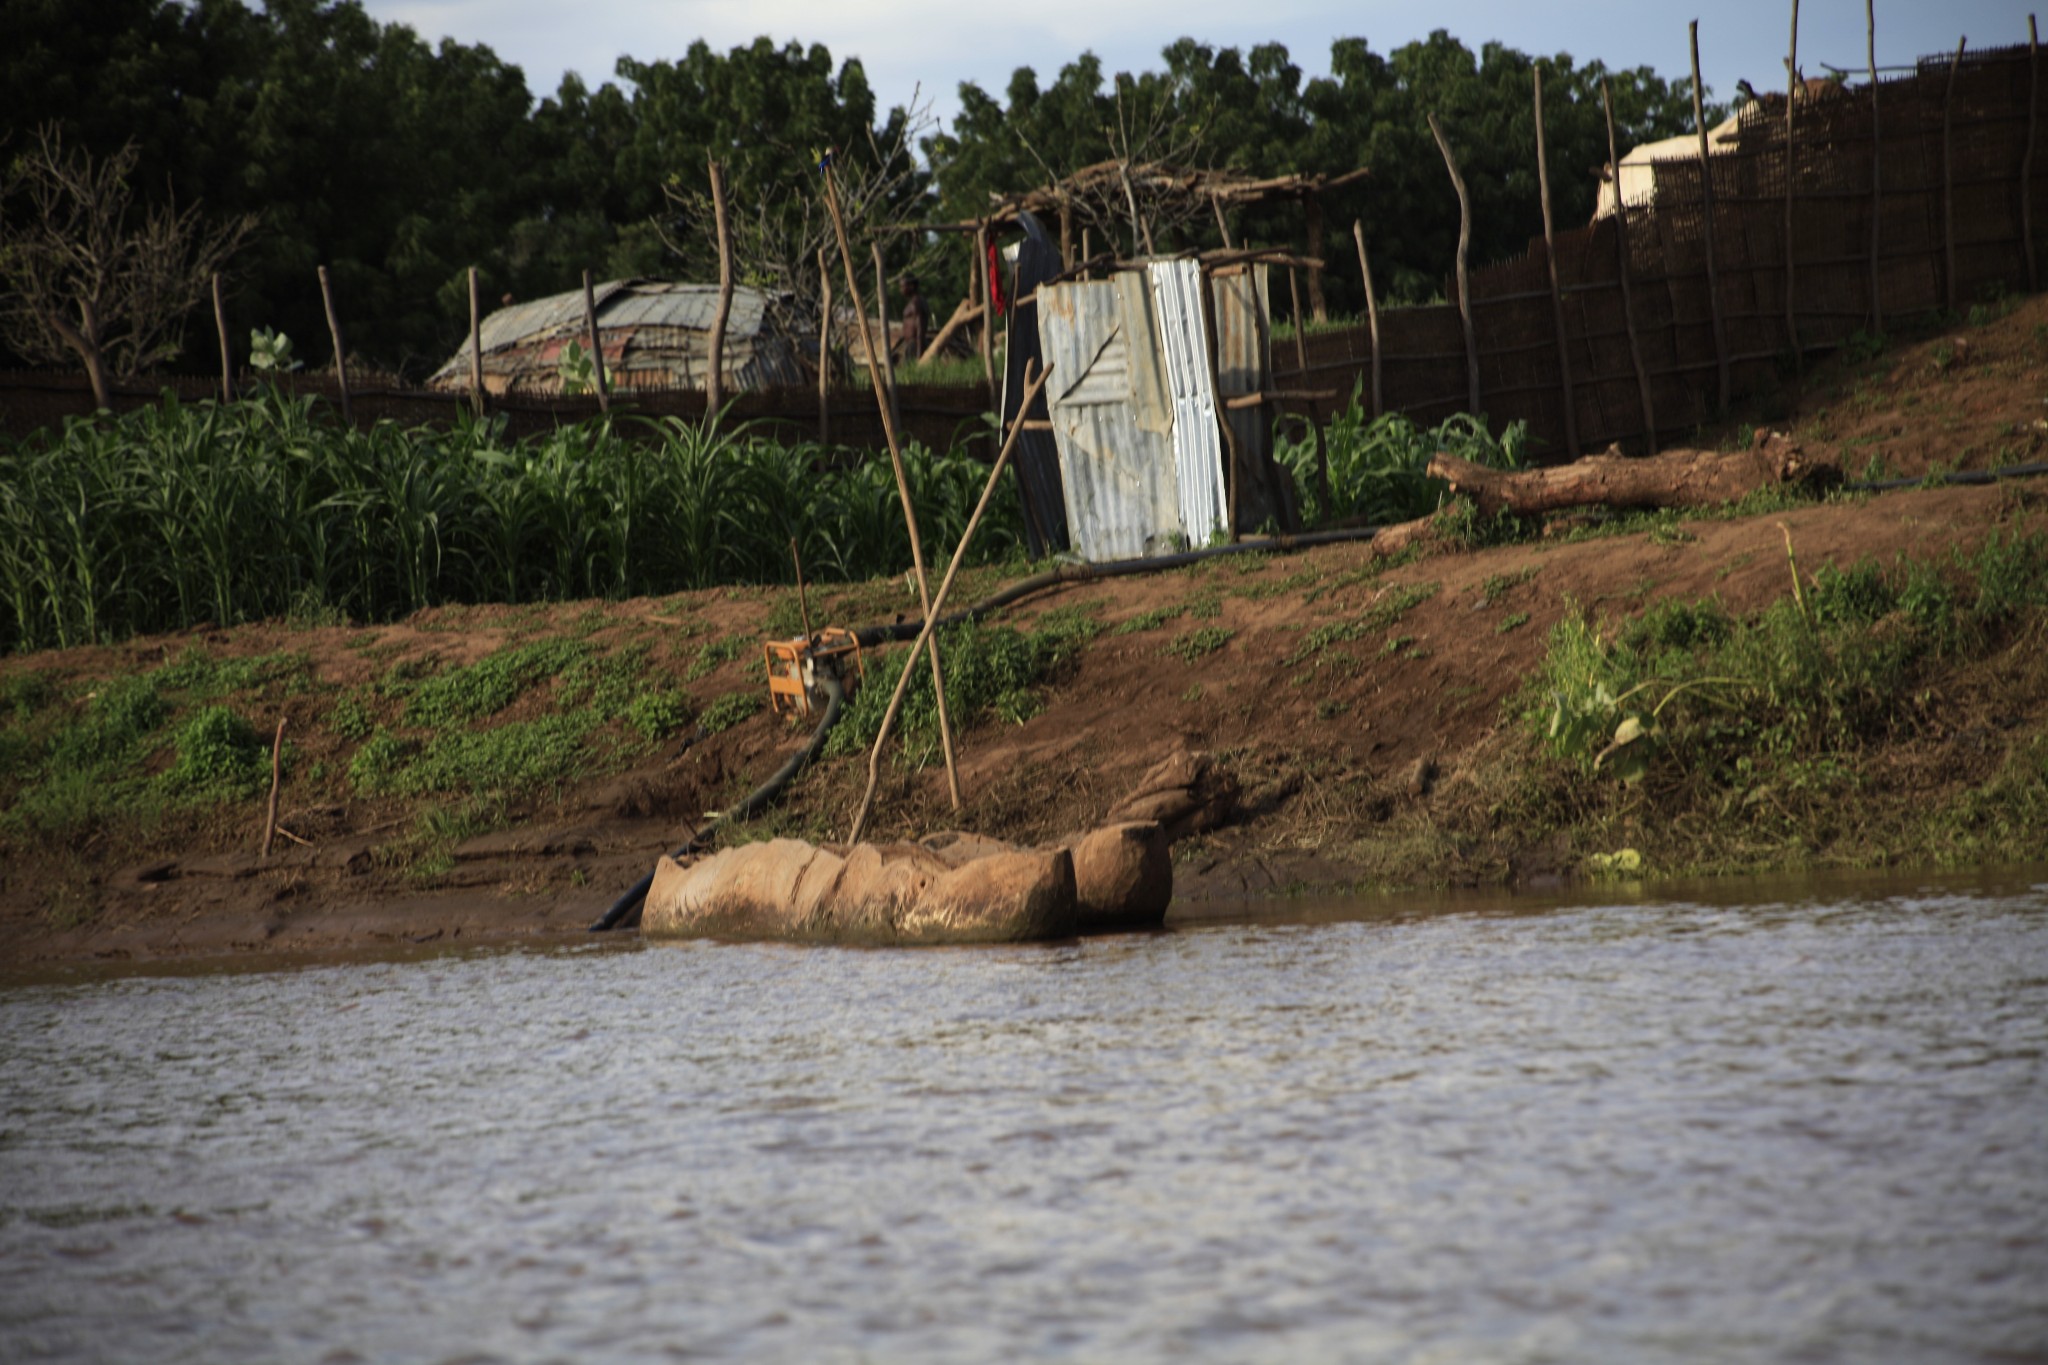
[
  {"xmin": 1519, "ymin": 530, "xmax": 2048, "ymax": 866},
  {"xmin": 1163, "ymin": 626, "xmax": 1235, "ymax": 662},
  {"xmin": 0, "ymin": 390, "xmax": 1026, "ymax": 651},
  {"xmin": 1112, "ymin": 605, "xmax": 1188, "ymax": 635},
  {"xmin": 826, "ymin": 609, "xmax": 1102, "ymax": 761},
  {"xmin": 1276, "ymin": 402, "xmax": 1532, "ymax": 526},
  {"xmin": 1285, "ymin": 582, "xmax": 1440, "ymax": 665}
]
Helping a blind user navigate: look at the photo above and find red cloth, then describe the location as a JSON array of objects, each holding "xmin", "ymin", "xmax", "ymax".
[{"xmin": 986, "ymin": 237, "xmax": 1006, "ymax": 317}]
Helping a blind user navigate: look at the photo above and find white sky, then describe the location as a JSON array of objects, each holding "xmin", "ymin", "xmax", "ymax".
[{"xmin": 356, "ymin": 0, "xmax": 2035, "ymax": 136}]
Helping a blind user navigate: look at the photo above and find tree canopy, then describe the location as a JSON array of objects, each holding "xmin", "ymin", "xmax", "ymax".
[{"xmin": 1, "ymin": 1, "xmax": 1716, "ymax": 378}]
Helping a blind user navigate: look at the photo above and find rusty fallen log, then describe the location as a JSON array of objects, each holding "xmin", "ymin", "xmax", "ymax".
[{"xmin": 1427, "ymin": 433, "xmax": 1839, "ymax": 519}]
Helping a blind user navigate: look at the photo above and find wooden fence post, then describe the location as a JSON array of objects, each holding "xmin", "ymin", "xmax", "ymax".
[
  {"xmin": 1691, "ymin": 21, "xmax": 1732, "ymax": 413},
  {"xmin": 1304, "ymin": 194, "xmax": 1329, "ymax": 322},
  {"xmin": 1286, "ymin": 266, "xmax": 1310, "ymax": 377},
  {"xmin": 2026, "ymin": 15, "xmax": 2041, "ymax": 293},
  {"xmin": 467, "ymin": 266, "xmax": 484, "ymax": 418},
  {"xmin": 581, "ymin": 270, "xmax": 610, "ymax": 414},
  {"xmin": 1427, "ymin": 113, "xmax": 1481, "ymax": 417},
  {"xmin": 1603, "ymin": 79, "xmax": 1658, "ymax": 453},
  {"xmin": 976, "ymin": 220, "xmax": 996, "ymax": 396},
  {"xmin": 1867, "ymin": 0, "xmax": 1884, "ymax": 332},
  {"xmin": 1534, "ymin": 65, "xmax": 1581, "ymax": 459},
  {"xmin": 318, "ymin": 265, "xmax": 351, "ymax": 425},
  {"xmin": 1785, "ymin": 0, "xmax": 1802, "ymax": 368},
  {"xmin": 705, "ymin": 155, "xmax": 734, "ymax": 423},
  {"xmin": 1212, "ymin": 193, "xmax": 1234, "ymax": 249},
  {"xmin": 211, "ymin": 272, "xmax": 233, "ymax": 404},
  {"xmin": 1944, "ymin": 37, "xmax": 1968, "ymax": 313},
  {"xmin": 1352, "ymin": 220, "xmax": 1383, "ymax": 418}
]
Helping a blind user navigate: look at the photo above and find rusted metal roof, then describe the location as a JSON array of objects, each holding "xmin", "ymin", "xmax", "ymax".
[{"xmin": 428, "ymin": 279, "xmax": 811, "ymax": 395}]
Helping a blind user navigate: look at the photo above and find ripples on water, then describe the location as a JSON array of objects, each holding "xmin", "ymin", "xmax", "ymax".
[{"xmin": 2, "ymin": 874, "xmax": 2046, "ymax": 1363}]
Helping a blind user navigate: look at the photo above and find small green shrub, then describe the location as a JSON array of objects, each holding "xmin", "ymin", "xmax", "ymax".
[
  {"xmin": 162, "ymin": 707, "xmax": 269, "ymax": 798},
  {"xmin": 1163, "ymin": 626, "xmax": 1234, "ymax": 662},
  {"xmin": 699, "ymin": 691, "xmax": 762, "ymax": 735}
]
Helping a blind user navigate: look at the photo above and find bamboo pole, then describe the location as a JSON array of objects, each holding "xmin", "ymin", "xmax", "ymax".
[
  {"xmin": 1944, "ymin": 37, "xmax": 1968, "ymax": 313},
  {"xmin": 1352, "ymin": 220, "xmax": 1383, "ymax": 418},
  {"xmin": 1533, "ymin": 66, "xmax": 1581, "ymax": 459},
  {"xmin": 705, "ymin": 156, "xmax": 734, "ymax": 423},
  {"xmin": 1785, "ymin": 0, "xmax": 1802, "ymax": 368},
  {"xmin": 467, "ymin": 266, "xmax": 484, "ymax": 418},
  {"xmin": 872, "ymin": 240, "xmax": 900, "ymax": 433},
  {"xmin": 317, "ymin": 265, "xmax": 351, "ymax": 425},
  {"xmin": 817, "ymin": 249, "xmax": 832, "ymax": 443},
  {"xmin": 1603, "ymin": 78, "xmax": 1658, "ymax": 453},
  {"xmin": 581, "ymin": 269, "xmax": 610, "ymax": 414},
  {"xmin": 211, "ymin": 272, "xmax": 233, "ymax": 404},
  {"xmin": 822, "ymin": 165, "xmax": 963, "ymax": 809},
  {"xmin": 1427, "ymin": 113, "xmax": 1481, "ymax": 416},
  {"xmin": 1691, "ymin": 21, "xmax": 1731, "ymax": 413},
  {"xmin": 1867, "ymin": 0, "xmax": 1884, "ymax": 332},
  {"xmin": 2026, "ymin": 16, "xmax": 2041, "ymax": 293},
  {"xmin": 848, "ymin": 361, "xmax": 1053, "ymax": 845}
]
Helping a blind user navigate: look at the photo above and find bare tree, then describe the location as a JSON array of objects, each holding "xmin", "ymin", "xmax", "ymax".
[
  {"xmin": 654, "ymin": 93, "xmax": 938, "ymax": 323},
  {"xmin": 0, "ymin": 126, "xmax": 254, "ymax": 409}
]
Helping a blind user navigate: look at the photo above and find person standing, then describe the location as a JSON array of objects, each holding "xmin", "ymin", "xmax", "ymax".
[{"xmin": 898, "ymin": 273, "xmax": 934, "ymax": 361}]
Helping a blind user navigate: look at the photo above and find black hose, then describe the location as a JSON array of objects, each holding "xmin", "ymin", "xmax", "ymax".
[
  {"xmin": 588, "ymin": 672, "xmax": 846, "ymax": 932},
  {"xmin": 1841, "ymin": 460, "xmax": 2048, "ymax": 493}
]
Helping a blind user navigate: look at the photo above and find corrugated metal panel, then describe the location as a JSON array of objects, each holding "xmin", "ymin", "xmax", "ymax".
[
  {"xmin": 1211, "ymin": 265, "xmax": 1288, "ymax": 529},
  {"xmin": 1036, "ymin": 279, "xmax": 1183, "ymax": 561},
  {"xmin": 1148, "ymin": 259, "xmax": 1228, "ymax": 547}
]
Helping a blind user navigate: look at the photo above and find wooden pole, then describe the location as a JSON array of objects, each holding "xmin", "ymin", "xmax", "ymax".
[
  {"xmin": 317, "ymin": 265, "xmax": 351, "ymax": 425},
  {"xmin": 822, "ymin": 165, "xmax": 963, "ymax": 809},
  {"xmin": 1304, "ymin": 194, "xmax": 1329, "ymax": 322},
  {"xmin": 1603, "ymin": 79, "xmax": 1659, "ymax": 454},
  {"xmin": 1867, "ymin": 0, "xmax": 1883, "ymax": 332},
  {"xmin": 1427, "ymin": 113, "xmax": 1481, "ymax": 416},
  {"xmin": 1352, "ymin": 220, "xmax": 1383, "ymax": 419},
  {"xmin": 790, "ymin": 537, "xmax": 813, "ymax": 642},
  {"xmin": 848, "ymin": 361, "xmax": 1052, "ymax": 845},
  {"xmin": 260, "ymin": 717, "xmax": 287, "ymax": 863},
  {"xmin": 467, "ymin": 266, "xmax": 484, "ymax": 418},
  {"xmin": 1059, "ymin": 200, "xmax": 1073, "ymax": 268},
  {"xmin": 2026, "ymin": 16, "xmax": 2041, "ymax": 293},
  {"xmin": 1533, "ymin": 66, "xmax": 1581, "ymax": 459},
  {"xmin": 211, "ymin": 271, "xmax": 233, "ymax": 404},
  {"xmin": 1785, "ymin": 0, "xmax": 1802, "ymax": 369},
  {"xmin": 1211, "ymin": 193, "xmax": 1234, "ymax": 249},
  {"xmin": 1286, "ymin": 267, "xmax": 1310, "ymax": 377},
  {"xmin": 1943, "ymin": 37, "xmax": 1968, "ymax": 313},
  {"xmin": 871, "ymin": 239, "xmax": 900, "ymax": 432},
  {"xmin": 581, "ymin": 269, "xmax": 610, "ymax": 414},
  {"xmin": 817, "ymin": 249, "xmax": 831, "ymax": 444},
  {"xmin": 1691, "ymin": 21, "xmax": 1731, "ymax": 413},
  {"xmin": 705, "ymin": 155, "xmax": 734, "ymax": 423}
]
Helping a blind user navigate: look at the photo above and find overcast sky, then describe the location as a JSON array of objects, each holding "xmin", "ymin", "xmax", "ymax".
[{"xmin": 355, "ymin": 0, "xmax": 2034, "ymax": 136}]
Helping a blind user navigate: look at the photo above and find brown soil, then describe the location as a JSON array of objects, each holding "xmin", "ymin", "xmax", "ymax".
[{"xmin": 5, "ymin": 297, "xmax": 2047, "ymax": 969}]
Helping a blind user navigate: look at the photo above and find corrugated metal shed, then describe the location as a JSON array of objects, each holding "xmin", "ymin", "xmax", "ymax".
[
  {"xmin": 1035, "ymin": 258, "xmax": 1269, "ymax": 561},
  {"xmin": 427, "ymin": 279, "xmax": 812, "ymax": 396}
]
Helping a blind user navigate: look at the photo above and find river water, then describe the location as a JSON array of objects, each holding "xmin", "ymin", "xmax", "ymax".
[{"xmin": 3, "ymin": 871, "xmax": 2045, "ymax": 1363}]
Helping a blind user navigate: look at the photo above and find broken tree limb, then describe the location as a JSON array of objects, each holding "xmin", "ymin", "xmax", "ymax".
[
  {"xmin": 919, "ymin": 297, "xmax": 982, "ymax": 364},
  {"xmin": 1427, "ymin": 434, "xmax": 1840, "ymax": 519}
]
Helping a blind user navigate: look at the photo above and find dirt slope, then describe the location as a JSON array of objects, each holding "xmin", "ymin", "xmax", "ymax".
[{"xmin": 5, "ymin": 298, "xmax": 2047, "ymax": 969}]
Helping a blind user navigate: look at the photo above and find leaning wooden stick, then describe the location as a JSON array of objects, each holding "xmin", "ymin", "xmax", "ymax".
[
  {"xmin": 848, "ymin": 360, "xmax": 1053, "ymax": 845},
  {"xmin": 260, "ymin": 717, "xmax": 288, "ymax": 862},
  {"xmin": 820, "ymin": 160, "xmax": 965, "ymax": 809}
]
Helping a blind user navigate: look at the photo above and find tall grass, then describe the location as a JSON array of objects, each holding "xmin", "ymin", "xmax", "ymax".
[
  {"xmin": 0, "ymin": 389, "xmax": 1025, "ymax": 651},
  {"xmin": 1275, "ymin": 390, "xmax": 1532, "ymax": 526}
]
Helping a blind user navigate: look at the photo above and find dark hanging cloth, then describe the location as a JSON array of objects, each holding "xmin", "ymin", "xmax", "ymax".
[{"xmin": 1000, "ymin": 210, "xmax": 1069, "ymax": 558}]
